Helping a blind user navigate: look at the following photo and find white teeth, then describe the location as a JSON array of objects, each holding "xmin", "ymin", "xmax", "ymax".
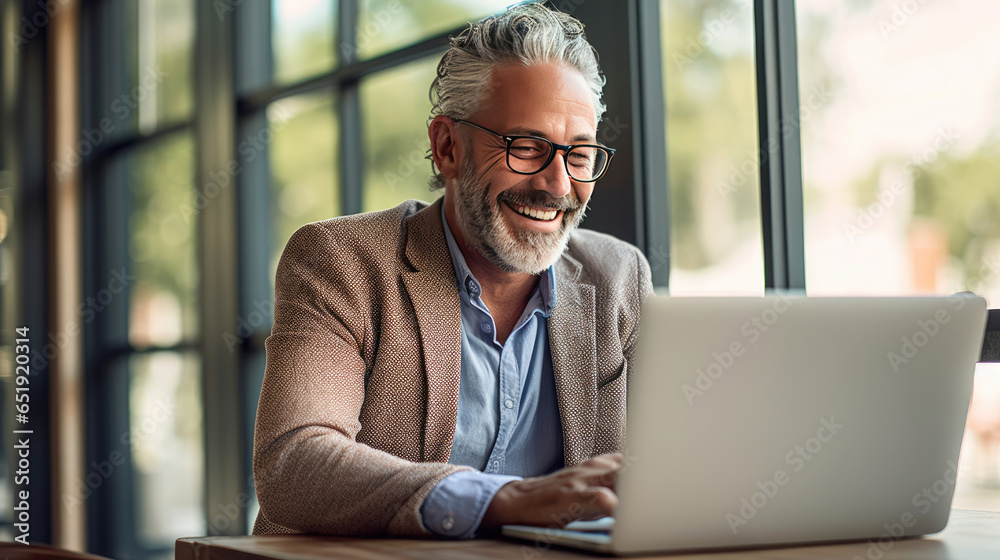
[{"xmin": 514, "ymin": 204, "xmax": 558, "ymax": 221}]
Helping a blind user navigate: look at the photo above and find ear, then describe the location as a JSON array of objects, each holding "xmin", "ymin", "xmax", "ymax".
[{"xmin": 429, "ymin": 115, "xmax": 461, "ymax": 182}]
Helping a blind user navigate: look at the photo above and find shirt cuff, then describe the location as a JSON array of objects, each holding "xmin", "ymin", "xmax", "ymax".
[{"xmin": 419, "ymin": 470, "xmax": 522, "ymax": 538}]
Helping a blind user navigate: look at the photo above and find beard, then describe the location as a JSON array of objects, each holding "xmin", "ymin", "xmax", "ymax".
[{"xmin": 452, "ymin": 154, "xmax": 589, "ymax": 275}]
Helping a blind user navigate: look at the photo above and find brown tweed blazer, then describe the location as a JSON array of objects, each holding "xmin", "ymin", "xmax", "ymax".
[{"xmin": 252, "ymin": 197, "xmax": 653, "ymax": 537}]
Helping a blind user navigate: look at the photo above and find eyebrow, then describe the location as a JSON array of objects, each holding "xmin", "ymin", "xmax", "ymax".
[{"xmin": 507, "ymin": 128, "xmax": 596, "ymax": 143}]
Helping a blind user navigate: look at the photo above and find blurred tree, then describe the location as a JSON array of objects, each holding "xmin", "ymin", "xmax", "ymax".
[
  {"xmin": 913, "ymin": 143, "xmax": 1000, "ymax": 288},
  {"xmin": 661, "ymin": 0, "xmax": 760, "ymax": 271}
]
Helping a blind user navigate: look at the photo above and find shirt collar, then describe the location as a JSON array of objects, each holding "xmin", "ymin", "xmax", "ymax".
[{"xmin": 440, "ymin": 202, "xmax": 556, "ymax": 317}]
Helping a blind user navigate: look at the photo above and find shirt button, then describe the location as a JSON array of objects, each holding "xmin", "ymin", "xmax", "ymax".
[
  {"xmin": 492, "ymin": 460, "xmax": 500, "ymax": 469},
  {"xmin": 481, "ymin": 322, "xmax": 493, "ymax": 333},
  {"xmin": 442, "ymin": 514, "xmax": 455, "ymax": 531},
  {"xmin": 504, "ymin": 399, "xmax": 514, "ymax": 409}
]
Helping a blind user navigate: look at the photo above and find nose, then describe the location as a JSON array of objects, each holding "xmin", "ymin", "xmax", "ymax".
[{"xmin": 532, "ymin": 149, "xmax": 573, "ymax": 199}]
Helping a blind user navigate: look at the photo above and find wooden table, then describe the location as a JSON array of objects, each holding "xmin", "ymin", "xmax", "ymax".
[{"xmin": 177, "ymin": 509, "xmax": 1000, "ymax": 559}]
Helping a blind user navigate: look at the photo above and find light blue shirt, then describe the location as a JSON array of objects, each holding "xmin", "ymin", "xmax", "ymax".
[{"xmin": 419, "ymin": 204, "xmax": 564, "ymax": 538}]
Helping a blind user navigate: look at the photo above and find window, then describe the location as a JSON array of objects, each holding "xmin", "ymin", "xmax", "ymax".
[
  {"xmin": 124, "ymin": 132, "xmax": 204, "ymax": 547},
  {"xmin": 797, "ymin": 0, "xmax": 1000, "ymax": 303},
  {"xmin": 662, "ymin": 0, "xmax": 764, "ymax": 295},
  {"xmin": 84, "ymin": 0, "xmax": 201, "ymax": 557},
  {"xmin": 267, "ymin": 94, "xmax": 340, "ymax": 278},
  {"xmin": 360, "ymin": 54, "xmax": 441, "ymax": 212},
  {"xmin": 272, "ymin": 0, "xmax": 337, "ymax": 84},
  {"xmin": 356, "ymin": 0, "xmax": 521, "ymax": 60},
  {"xmin": 796, "ymin": 0, "xmax": 1000, "ymax": 512}
]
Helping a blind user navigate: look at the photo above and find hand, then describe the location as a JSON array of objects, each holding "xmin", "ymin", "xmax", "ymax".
[{"xmin": 480, "ymin": 453, "xmax": 622, "ymax": 528}]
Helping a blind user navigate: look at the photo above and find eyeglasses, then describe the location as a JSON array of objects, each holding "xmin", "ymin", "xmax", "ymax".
[{"xmin": 451, "ymin": 118, "xmax": 615, "ymax": 183}]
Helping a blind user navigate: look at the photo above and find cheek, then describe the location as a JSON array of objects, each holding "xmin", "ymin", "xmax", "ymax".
[{"xmin": 574, "ymin": 184, "xmax": 594, "ymax": 204}]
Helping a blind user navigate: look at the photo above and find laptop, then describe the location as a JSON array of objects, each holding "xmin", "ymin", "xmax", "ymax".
[{"xmin": 503, "ymin": 295, "xmax": 988, "ymax": 555}]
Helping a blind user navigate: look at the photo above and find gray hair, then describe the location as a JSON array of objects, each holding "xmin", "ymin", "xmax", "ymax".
[{"xmin": 427, "ymin": 2, "xmax": 607, "ymax": 190}]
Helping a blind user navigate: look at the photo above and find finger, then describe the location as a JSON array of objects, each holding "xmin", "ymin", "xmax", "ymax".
[
  {"xmin": 581, "ymin": 472, "xmax": 616, "ymax": 492},
  {"xmin": 582, "ymin": 452, "xmax": 624, "ymax": 470},
  {"xmin": 577, "ymin": 465, "xmax": 618, "ymax": 490},
  {"xmin": 583, "ymin": 486, "xmax": 618, "ymax": 516},
  {"xmin": 515, "ymin": 462, "xmax": 619, "ymax": 495},
  {"xmin": 556, "ymin": 486, "xmax": 618, "ymax": 525}
]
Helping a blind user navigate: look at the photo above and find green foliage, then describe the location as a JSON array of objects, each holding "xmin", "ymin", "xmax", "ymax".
[
  {"xmin": 913, "ymin": 143, "xmax": 1000, "ymax": 287},
  {"xmin": 358, "ymin": 0, "xmax": 523, "ymax": 60},
  {"xmin": 128, "ymin": 132, "xmax": 198, "ymax": 339},
  {"xmin": 662, "ymin": 0, "xmax": 759, "ymax": 269},
  {"xmin": 269, "ymin": 94, "xmax": 339, "ymax": 277},
  {"xmin": 361, "ymin": 54, "xmax": 442, "ymax": 212}
]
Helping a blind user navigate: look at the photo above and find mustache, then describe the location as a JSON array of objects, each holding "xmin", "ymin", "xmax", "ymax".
[{"xmin": 496, "ymin": 190, "xmax": 583, "ymax": 213}]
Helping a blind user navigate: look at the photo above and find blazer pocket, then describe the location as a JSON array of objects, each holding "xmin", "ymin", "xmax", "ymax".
[{"xmin": 597, "ymin": 356, "xmax": 627, "ymax": 389}]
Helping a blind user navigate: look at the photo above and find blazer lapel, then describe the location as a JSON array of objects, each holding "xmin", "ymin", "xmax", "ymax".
[
  {"xmin": 400, "ymin": 198, "xmax": 463, "ymax": 463},
  {"xmin": 549, "ymin": 252, "xmax": 598, "ymax": 466}
]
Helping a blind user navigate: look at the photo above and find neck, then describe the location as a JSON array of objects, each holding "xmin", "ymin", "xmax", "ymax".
[{"xmin": 444, "ymin": 200, "xmax": 539, "ymax": 306}]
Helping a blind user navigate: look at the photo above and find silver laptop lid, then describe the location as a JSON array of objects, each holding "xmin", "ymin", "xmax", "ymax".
[{"xmin": 613, "ymin": 295, "xmax": 987, "ymax": 554}]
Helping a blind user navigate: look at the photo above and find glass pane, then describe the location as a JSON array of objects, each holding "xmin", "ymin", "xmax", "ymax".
[
  {"xmin": 269, "ymin": 93, "xmax": 339, "ymax": 280},
  {"xmin": 129, "ymin": 351, "xmax": 204, "ymax": 545},
  {"xmin": 797, "ymin": 0, "xmax": 1000, "ymax": 305},
  {"xmin": 797, "ymin": 0, "xmax": 1000, "ymax": 514},
  {"xmin": 272, "ymin": 0, "xmax": 336, "ymax": 84},
  {"xmin": 128, "ymin": 133, "xmax": 198, "ymax": 348},
  {"xmin": 360, "ymin": 54, "xmax": 442, "ymax": 212},
  {"xmin": 356, "ymin": 0, "xmax": 529, "ymax": 60},
  {"xmin": 662, "ymin": 0, "xmax": 764, "ymax": 295},
  {"xmin": 954, "ymin": 362, "xmax": 1000, "ymax": 512},
  {"xmin": 127, "ymin": 0, "xmax": 195, "ymax": 131}
]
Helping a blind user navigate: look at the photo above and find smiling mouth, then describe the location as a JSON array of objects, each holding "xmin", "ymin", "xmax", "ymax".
[{"xmin": 505, "ymin": 201, "xmax": 561, "ymax": 222}]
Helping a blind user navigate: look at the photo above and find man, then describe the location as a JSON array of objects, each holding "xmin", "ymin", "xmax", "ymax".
[{"xmin": 253, "ymin": 3, "xmax": 652, "ymax": 538}]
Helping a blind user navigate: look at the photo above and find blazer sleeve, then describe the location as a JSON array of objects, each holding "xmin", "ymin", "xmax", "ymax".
[
  {"xmin": 252, "ymin": 222, "xmax": 471, "ymax": 536},
  {"xmin": 623, "ymin": 245, "xmax": 654, "ymax": 385}
]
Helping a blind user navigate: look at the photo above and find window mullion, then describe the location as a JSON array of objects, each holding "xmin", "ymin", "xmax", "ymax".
[
  {"xmin": 195, "ymin": 0, "xmax": 245, "ymax": 536},
  {"xmin": 339, "ymin": 0, "xmax": 363, "ymax": 215},
  {"xmin": 753, "ymin": 0, "xmax": 806, "ymax": 291}
]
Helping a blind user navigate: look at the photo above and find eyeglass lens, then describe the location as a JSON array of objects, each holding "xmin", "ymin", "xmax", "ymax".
[{"xmin": 507, "ymin": 137, "xmax": 609, "ymax": 181}]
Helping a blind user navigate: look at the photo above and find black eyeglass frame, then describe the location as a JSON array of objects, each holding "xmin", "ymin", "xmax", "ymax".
[{"xmin": 451, "ymin": 117, "xmax": 616, "ymax": 183}]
